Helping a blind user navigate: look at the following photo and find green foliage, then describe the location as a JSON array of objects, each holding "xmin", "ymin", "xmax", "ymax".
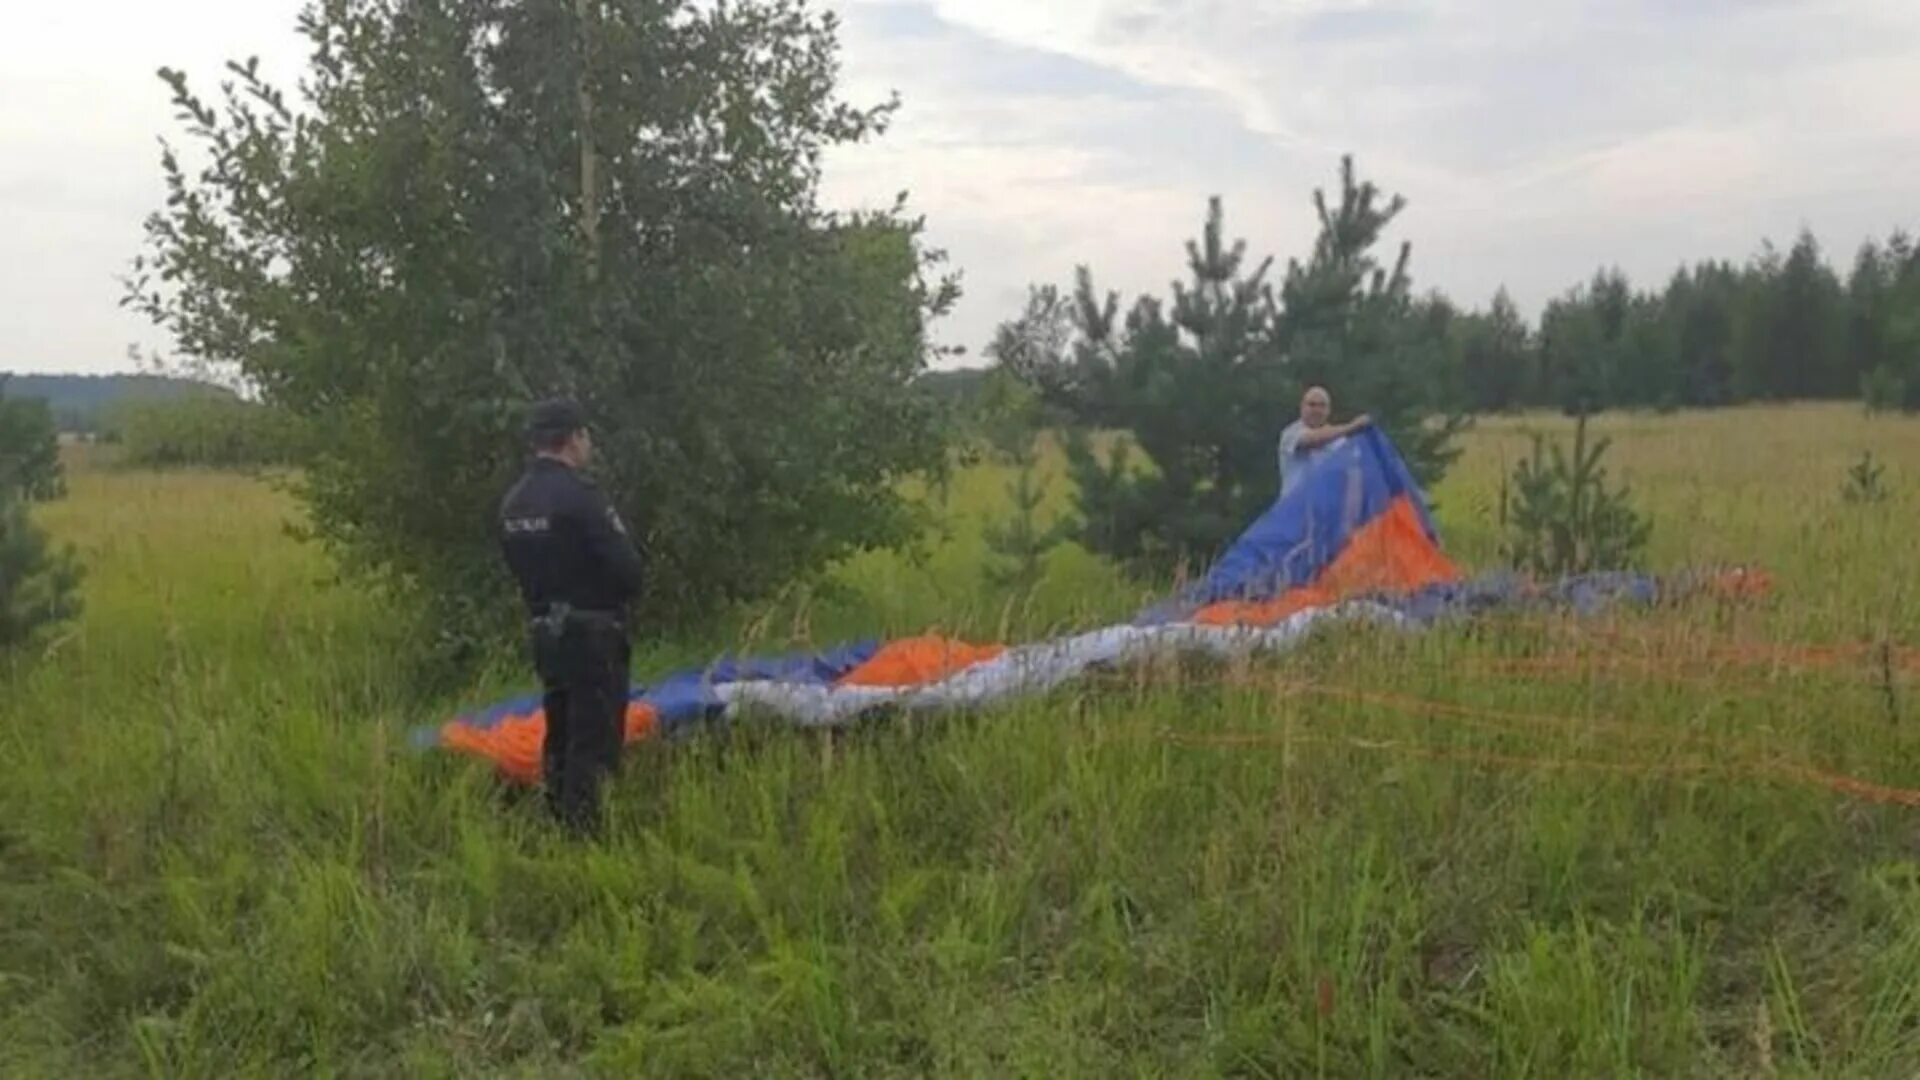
[
  {"xmin": 0, "ymin": 378, "xmax": 65, "ymax": 501},
  {"xmin": 971, "ymin": 372, "xmax": 1072, "ymax": 591},
  {"xmin": 1858, "ymin": 245, "xmax": 1920, "ymax": 413},
  {"xmin": 0, "ymin": 378, "xmax": 81, "ymax": 654},
  {"xmin": 998, "ymin": 157, "xmax": 1462, "ymax": 575},
  {"xmin": 0, "ymin": 373, "xmax": 232, "ymax": 434},
  {"xmin": 980, "ymin": 461, "xmax": 1073, "ymax": 592},
  {"xmin": 1863, "ymin": 365, "xmax": 1912, "ymax": 413},
  {"xmin": 126, "ymin": 0, "xmax": 956, "ymax": 659},
  {"xmin": 1841, "ymin": 450, "xmax": 1889, "ymax": 504},
  {"xmin": 1500, "ymin": 414, "xmax": 1651, "ymax": 577},
  {"xmin": 105, "ymin": 397, "xmax": 302, "ymax": 469},
  {"xmin": 1429, "ymin": 225, "xmax": 1920, "ymax": 416},
  {"xmin": 1449, "ymin": 288, "xmax": 1532, "ymax": 413},
  {"xmin": 0, "ymin": 492, "xmax": 84, "ymax": 654},
  {"xmin": 1272, "ymin": 158, "xmax": 1465, "ymax": 489}
]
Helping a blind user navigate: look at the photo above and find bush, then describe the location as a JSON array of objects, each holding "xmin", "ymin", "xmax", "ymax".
[
  {"xmin": 1500, "ymin": 414, "xmax": 1651, "ymax": 577},
  {"xmin": 1862, "ymin": 364, "xmax": 1912, "ymax": 414},
  {"xmin": 1841, "ymin": 450, "xmax": 1889, "ymax": 504},
  {"xmin": 104, "ymin": 397, "xmax": 301, "ymax": 470}
]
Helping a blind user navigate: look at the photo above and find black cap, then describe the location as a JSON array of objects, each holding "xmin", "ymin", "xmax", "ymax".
[{"xmin": 524, "ymin": 398, "xmax": 587, "ymax": 441}]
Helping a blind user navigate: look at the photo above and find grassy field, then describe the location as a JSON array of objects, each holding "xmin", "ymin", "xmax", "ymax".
[{"xmin": 4, "ymin": 403, "xmax": 1920, "ymax": 1075}]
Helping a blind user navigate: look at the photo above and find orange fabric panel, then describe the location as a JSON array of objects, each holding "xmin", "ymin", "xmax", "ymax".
[
  {"xmin": 439, "ymin": 702, "xmax": 659, "ymax": 784},
  {"xmin": 1190, "ymin": 586, "xmax": 1335, "ymax": 627},
  {"xmin": 835, "ymin": 634, "xmax": 1006, "ymax": 687},
  {"xmin": 1313, "ymin": 495, "xmax": 1461, "ymax": 596},
  {"xmin": 1190, "ymin": 496, "xmax": 1460, "ymax": 628}
]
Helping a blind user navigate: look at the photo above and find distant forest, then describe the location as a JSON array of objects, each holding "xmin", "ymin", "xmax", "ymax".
[{"xmin": 0, "ymin": 374, "xmax": 233, "ymax": 433}]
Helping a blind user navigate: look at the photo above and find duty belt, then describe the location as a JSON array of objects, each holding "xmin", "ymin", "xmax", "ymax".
[{"xmin": 529, "ymin": 603, "xmax": 625, "ymax": 638}]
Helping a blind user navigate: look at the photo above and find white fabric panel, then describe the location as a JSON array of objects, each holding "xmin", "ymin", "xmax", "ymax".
[{"xmin": 714, "ymin": 603, "xmax": 1411, "ymax": 728}]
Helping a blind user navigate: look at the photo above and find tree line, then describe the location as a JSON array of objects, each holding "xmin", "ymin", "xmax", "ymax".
[{"xmin": 1442, "ymin": 228, "xmax": 1920, "ymax": 415}]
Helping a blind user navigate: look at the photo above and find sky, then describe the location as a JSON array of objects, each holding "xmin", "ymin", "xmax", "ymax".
[{"xmin": 4, "ymin": 0, "xmax": 1918, "ymax": 375}]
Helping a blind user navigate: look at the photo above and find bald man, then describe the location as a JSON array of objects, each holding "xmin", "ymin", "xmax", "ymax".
[{"xmin": 1277, "ymin": 386, "xmax": 1371, "ymax": 498}]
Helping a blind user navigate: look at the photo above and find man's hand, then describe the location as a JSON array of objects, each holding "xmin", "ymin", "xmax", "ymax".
[{"xmin": 1349, "ymin": 413, "xmax": 1373, "ymax": 431}]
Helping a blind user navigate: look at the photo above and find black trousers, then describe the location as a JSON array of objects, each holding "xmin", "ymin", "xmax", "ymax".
[{"xmin": 530, "ymin": 619, "xmax": 631, "ymax": 834}]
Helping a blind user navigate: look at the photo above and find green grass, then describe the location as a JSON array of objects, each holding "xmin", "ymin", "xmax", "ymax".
[{"xmin": 5, "ymin": 404, "xmax": 1920, "ymax": 1075}]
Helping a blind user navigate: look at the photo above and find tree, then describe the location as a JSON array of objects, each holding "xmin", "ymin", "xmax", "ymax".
[
  {"xmin": 1732, "ymin": 231, "xmax": 1848, "ymax": 401},
  {"xmin": 1450, "ymin": 288, "xmax": 1534, "ymax": 412},
  {"xmin": 1665, "ymin": 262, "xmax": 1737, "ymax": 407},
  {"xmin": 0, "ymin": 379, "xmax": 82, "ymax": 654},
  {"xmin": 1053, "ymin": 196, "xmax": 1289, "ymax": 572},
  {"xmin": 0, "ymin": 377, "xmax": 65, "ymax": 501},
  {"xmin": 996, "ymin": 157, "xmax": 1461, "ymax": 576},
  {"xmin": 126, "ymin": 0, "xmax": 957, "ymax": 656},
  {"xmin": 1855, "ymin": 230, "xmax": 1920, "ymax": 413},
  {"xmin": 970, "ymin": 369, "xmax": 1071, "ymax": 591},
  {"xmin": 1501, "ymin": 414, "xmax": 1651, "ymax": 577},
  {"xmin": 1273, "ymin": 156, "xmax": 1463, "ymax": 488}
]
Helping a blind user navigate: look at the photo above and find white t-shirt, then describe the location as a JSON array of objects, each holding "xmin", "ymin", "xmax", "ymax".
[{"xmin": 1277, "ymin": 420, "xmax": 1329, "ymax": 497}]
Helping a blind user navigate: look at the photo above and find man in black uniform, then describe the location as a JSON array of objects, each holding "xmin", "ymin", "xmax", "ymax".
[{"xmin": 497, "ymin": 399, "xmax": 644, "ymax": 835}]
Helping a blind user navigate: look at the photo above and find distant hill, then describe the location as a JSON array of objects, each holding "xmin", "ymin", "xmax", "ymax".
[{"xmin": 0, "ymin": 373, "xmax": 235, "ymax": 433}]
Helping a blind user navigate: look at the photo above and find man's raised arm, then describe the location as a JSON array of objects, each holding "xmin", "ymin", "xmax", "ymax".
[{"xmin": 1297, "ymin": 413, "xmax": 1372, "ymax": 449}]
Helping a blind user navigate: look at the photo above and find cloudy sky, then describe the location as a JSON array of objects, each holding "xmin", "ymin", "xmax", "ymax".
[{"xmin": 5, "ymin": 0, "xmax": 1917, "ymax": 375}]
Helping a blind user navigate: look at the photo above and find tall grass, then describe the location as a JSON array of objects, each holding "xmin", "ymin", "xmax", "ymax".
[{"xmin": 3, "ymin": 404, "xmax": 1918, "ymax": 1074}]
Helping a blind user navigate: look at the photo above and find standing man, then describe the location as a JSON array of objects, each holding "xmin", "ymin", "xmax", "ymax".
[
  {"xmin": 498, "ymin": 399, "xmax": 644, "ymax": 836},
  {"xmin": 1277, "ymin": 385, "xmax": 1371, "ymax": 498}
]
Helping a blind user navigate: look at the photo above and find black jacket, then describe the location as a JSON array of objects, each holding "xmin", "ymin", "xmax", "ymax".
[{"xmin": 498, "ymin": 457, "xmax": 644, "ymax": 616}]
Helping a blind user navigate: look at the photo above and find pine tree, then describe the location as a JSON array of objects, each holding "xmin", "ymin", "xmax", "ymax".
[
  {"xmin": 1275, "ymin": 156, "xmax": 1464, "ymax": 488},
  {"xmin": 0, "ymin": 377, "xmax": 65, "ymax": 501},
  {"xmin": 1451, "ymin": 287, "xmax": 1533, "ymax": 412},
  {"xmin": 1668, "ymin": 262, "xmax": 1738, "ymax": 407},
  {"xmin": 970, "ymin": 367, "xmax": 1072, "ymax": 591},
  {"xmin": 0, "ymin": 379, "xmax": 82, "ymax": 654},
  {"xmin": 1863, "ymin": 230, "xmax": 1920, "ymax": 412},
  {"xmin": 994, "ymin": 157, "xmax": 1460, "ymax": 577},
  {"xmin": 1055, "ymin": 195, "xmax": 1286, "ymax": 572}
]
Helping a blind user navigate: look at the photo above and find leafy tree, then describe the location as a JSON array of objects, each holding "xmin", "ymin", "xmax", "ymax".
[
  {"xmin": 126, "ymin": 0, "xmax": 957, "ymax": 655},
  {"xmin": 0, "ymin": 378, "xmax": 82, "ymax": 654}
]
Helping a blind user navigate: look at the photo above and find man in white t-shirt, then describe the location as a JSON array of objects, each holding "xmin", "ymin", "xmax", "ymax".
[{"xmin": 1277, "ymin": 385, "xmax": 1371, "ymax": 498}]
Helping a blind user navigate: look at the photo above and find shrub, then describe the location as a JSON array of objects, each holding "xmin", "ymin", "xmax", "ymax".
[
  {"xmin": 1500, "ymin": 414, "xmax": 1651, "ymax": 577},
  {"xmin": 105, "ymin": 397, "xmax": 301, "ymax": 470}
]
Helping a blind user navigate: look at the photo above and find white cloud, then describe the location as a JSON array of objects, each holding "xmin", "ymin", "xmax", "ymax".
[
  {"xmin": 824, "ymin": 0, "xmax": 1920, "ymax": 345},
  {"xmin": 5, "ymin": 0, "xmax": 1919, "ymax": 372}
]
